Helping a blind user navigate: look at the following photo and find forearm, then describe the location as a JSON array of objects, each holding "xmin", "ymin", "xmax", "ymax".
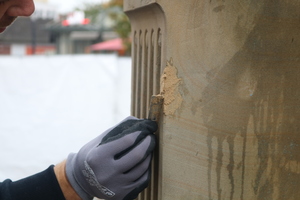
[
  {"xmin": 54, "ymin": 160, "xmax": 81, "ymax": 200},
  {"xmin": 0, "ymin": 166, "xmax": 66, "ymax": 200}
]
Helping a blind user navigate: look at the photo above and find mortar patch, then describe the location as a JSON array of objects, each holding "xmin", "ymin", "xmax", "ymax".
[{"xmin": 160, "ymin": 58, "xmax": 183, "ymax": 116}]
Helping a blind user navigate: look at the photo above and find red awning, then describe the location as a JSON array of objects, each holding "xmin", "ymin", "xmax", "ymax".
[{"xmin": 90, "ymin": 38, "xmax": 125, "ymax": 51}]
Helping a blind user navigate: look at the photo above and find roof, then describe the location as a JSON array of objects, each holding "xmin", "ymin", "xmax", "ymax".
[
  {"xmin": 45, "ymin": 21, "xmax": 100, "ymax": 33},
  {"xmin": 0, "ymin": 17, "xmax": 53, "ymax": 44},
  {"xmin": 90, "ymin": 38, "xmax": 125, "ymax": 51}
]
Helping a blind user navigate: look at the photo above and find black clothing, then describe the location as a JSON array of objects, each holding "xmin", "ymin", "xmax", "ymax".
[{"xmin": 0, "ymin": 166, "xmax": 65, "ymax": 200}]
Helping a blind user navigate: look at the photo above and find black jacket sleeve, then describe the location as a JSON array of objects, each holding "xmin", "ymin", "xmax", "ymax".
[{"xmin": 0, "ymin": 165, "xmax": 66, "ymax": 200}]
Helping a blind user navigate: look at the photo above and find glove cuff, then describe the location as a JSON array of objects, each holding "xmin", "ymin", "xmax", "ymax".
[{"xmin": 66, "ymin": 153, "xmax": 93, "ymax": 200}]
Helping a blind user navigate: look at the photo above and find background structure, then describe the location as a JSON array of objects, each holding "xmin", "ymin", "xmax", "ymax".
[{"xmin": 0, "ymin": 54, "xmax": 131, "ymax": 181}]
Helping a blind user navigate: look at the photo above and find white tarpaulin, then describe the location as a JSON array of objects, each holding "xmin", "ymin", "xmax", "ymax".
[{"xmin": 0, "ymin": 54, "xmax": 131, "ymax": 181}]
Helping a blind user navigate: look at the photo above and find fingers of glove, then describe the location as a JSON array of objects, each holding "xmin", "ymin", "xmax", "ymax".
[
  {"xmin": 123, "ymin": 169, "xmax": 151, "ymax": 200},
  {"xmin": 78, "ymin": 116, "xmax": 139, "ymax": 150},
  {"xmin": 124, "ymin": 154, "xmax": 152, "ymax": 182},
  {"xmin": 100, "ymin": 116, "xmax": 139, "ymax": 145},
  {"xmin": 94, "ymin": 131, "xmax": 143, "ymax": 160},
  {"xmin": 100, "ymin": 119, "xmax": 157, "ymax": 145},
  {"xmin": 117, "ymin": 134, "xmax": 156, "ymax": 173}
]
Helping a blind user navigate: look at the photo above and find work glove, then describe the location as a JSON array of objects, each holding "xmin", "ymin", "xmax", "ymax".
[{"xmin": 66, "ymin": 116, "xmax": 157, "ymax": 200}]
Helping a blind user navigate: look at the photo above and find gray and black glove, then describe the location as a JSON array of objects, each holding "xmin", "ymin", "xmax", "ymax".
[{"xmin": 66, "ymin": 116, "xmax": 157, "ymax": 200}]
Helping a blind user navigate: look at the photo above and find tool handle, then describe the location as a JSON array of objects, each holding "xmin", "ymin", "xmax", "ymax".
[{"xmin": 148, "ymin": 95, "xmax": 164, "ymax": 121}]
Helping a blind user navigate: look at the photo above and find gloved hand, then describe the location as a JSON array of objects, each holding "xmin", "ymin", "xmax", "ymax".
[{"xmin": 66, "ymin": 116, "xmax": 157, "ymax": 200}]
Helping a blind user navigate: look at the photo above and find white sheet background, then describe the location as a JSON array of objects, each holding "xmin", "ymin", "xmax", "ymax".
[{"xmin": 0, "ymin": 54, "xmax": 131, "ymax": 181}]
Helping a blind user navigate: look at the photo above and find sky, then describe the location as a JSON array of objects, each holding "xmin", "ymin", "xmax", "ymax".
[{"xmin": 47, "ymin": 0, "xmax": 110, "ymax": 13}]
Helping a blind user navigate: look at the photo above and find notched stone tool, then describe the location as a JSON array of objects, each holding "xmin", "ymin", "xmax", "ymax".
[{"xmin": 148, "ymin": 95, "xmax": 164, "ymax": 121}]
